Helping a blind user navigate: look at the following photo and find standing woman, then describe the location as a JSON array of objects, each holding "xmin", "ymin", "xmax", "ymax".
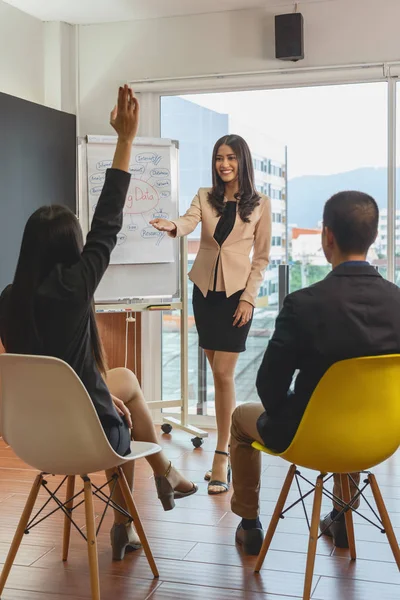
[{"xmin": 151, "ymin": 135, "xmax": 272, "ymax": 495}]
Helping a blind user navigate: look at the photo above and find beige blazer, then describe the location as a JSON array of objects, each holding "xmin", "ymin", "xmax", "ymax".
[{"xmin": 171, "ymin": 188, "xmax": 272, "ymax": 307}]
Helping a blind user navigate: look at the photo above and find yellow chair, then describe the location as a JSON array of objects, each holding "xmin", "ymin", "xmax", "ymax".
[{"xmin": 252, "ymin": 354, "xmax": 400, "ymax": 600}]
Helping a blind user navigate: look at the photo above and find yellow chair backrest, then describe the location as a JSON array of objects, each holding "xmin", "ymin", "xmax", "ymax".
[{"xmin": 263, "ymin": 355, "xmax": 400, "ymax": 474}]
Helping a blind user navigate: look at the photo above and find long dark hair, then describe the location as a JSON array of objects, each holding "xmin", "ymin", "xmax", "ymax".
[
  {"xmin": 3, "ymin": 205, "xmax": 107, "ymax": 374},
  {"xmin": 208, "ymin": 134, "xmax": 261, "ymax": 222}
]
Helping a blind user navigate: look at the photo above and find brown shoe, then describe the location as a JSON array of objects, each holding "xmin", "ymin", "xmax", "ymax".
[
  {"xmin": 320, "ymin": 512, "xmax": 349, "ymax": 548},
  {"xmin": 235, "ymin": 523, "xmax": 264, "ymax": 555}
]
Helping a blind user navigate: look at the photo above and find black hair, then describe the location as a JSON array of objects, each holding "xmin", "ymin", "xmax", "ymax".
[
  {"xmin": 3, "ymin": 205, "xmax": 107, "ymax": 374},
  {"xmin": 208, "ymin": 134, "xmax": 261, "ymax": 222},
  {"xmin": 323, "ymin": 191, "xmax": 379, "ymax": 254}
]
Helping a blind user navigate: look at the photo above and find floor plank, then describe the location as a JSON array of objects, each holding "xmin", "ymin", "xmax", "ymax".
[
  {"xmin": 149, "ymin": 581, "xmax": 296, "ymax": 600},
  {"xmin": 0, "ymin": 432, "xmax": 398, "ymax": 600},
  {"xmin": 183, "ymin": 542, "xmax": 400, "ymax": 584},
  {"xmin": 312, "ymin": 576, "xmax": 400, "ymax": 600}
]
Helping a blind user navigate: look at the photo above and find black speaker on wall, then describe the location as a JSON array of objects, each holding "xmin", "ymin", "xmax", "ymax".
[{"xmin": 275, "ymin": 13, "xmax": 304, "ymax": 62}]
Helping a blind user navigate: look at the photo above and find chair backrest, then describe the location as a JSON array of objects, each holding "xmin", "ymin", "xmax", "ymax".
[
  {"xmin": 282, "ymin": 355, "xmax": 400, "ymax": 473},
  {"xmin": 0, "ymin": 354, "xmax": 140, "ymax": 475}
]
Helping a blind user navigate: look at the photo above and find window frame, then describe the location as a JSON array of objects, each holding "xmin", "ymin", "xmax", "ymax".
[{"xmin": 137, "ymin": 70, "xmax": 396, "ymax": 427}]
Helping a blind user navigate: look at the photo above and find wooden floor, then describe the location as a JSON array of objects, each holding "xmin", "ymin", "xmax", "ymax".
[{"xmin": 0, "ymin": 430, "xmax": 399, "ymax": 599}]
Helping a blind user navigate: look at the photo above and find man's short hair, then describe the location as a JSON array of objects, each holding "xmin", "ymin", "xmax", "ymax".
[{"xmin": 323, "ymin": 191, "xmax": 379, "ymax": 254}]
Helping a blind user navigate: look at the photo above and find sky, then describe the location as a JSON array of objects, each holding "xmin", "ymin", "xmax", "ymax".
[{"xmin": 184, "ymin": 82, "xmax": 391, "ymax": 179}]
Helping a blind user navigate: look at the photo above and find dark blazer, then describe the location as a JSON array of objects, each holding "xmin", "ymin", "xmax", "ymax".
[{"xmin": 256, "ymin": 263, "xmax": 400, "ymax": 452}]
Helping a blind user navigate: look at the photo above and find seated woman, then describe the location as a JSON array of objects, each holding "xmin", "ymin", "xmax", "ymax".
[{"xmin": 0, "ymin": 85, "xmax": 197, "ymax": 561}]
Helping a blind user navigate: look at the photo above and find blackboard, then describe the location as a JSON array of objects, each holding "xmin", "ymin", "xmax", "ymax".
[{"xmin": 0, "ymin": 92, "xmax": 76, "ymax": 292}]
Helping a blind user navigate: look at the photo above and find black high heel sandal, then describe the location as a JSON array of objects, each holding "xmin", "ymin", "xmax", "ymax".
[
  {"xmin": 207, "ymin": 450, "xmax": 231, "ymax": 495},
  {"xmin": 204, "ymin": 445, "xmax": 230, "ymax": 481}
]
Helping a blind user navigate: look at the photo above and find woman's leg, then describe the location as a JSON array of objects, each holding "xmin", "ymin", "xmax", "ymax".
[
  {"xmin": 105, "ymin": 368, "xmax": 193, "ymax": 523},
  {"xmin": 205, "ymin": 350, "xmax": 239, "ymax": 493}
]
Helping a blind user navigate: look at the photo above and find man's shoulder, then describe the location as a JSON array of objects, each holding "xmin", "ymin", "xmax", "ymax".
[
  {"xmin": 372, "ymin": 276, "xmax": 400, "ymax": 305},
  {"xmin": 377, "ymin": 276, "xmax": 400, "ymax": 293},
  {"xmin": 284, "ymin": 278, "xmax": 327, "ymax": 307},
  {"xmin": 0, "ymin": 284, "xmax": 12, "ymax": 307},
  {"xmin": 283, "ymin": 274, "xmax": 352, "ymax": 315},
  {"xmin": 285, "ymin": 270, "xmax": 400, "ymax": 310}
]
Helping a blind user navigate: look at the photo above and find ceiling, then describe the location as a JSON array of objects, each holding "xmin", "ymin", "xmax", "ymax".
[{"xmin": 3, "ymin": 0, "xmax": 337, "ymax": 25}]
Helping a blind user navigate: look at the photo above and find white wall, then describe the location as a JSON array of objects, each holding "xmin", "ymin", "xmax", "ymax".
[
  {"xmin": 0, "ymin": 0, "xmax": 44, "ymax": 103},
  {"xmin": 78, "ymin": 0, "xmax": 400, "ymax": 134},
  {"xmin": 0, "ymin": 1, "xmax": 76, "ymax": 114},
  {"xmin": 44, "ymin": 21, "xmax": 76, "ymax": 114}
]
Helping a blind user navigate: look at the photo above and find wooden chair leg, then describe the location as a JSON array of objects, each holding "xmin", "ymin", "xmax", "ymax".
[
  {"xmin": 62, "ymin": 475, "xmax": 76, "ymax": 561},
  {"xmin": 303, "ymin": 473, "xmax": 324, "ymax": 600},
  {"xmin": 368, "ymin": 473, "xmax": 400, "ymax": 570},
  {"xmin": 340, "ymin": 473, "xmax": 357, "ymax": 560},
  {"xmin": 0, "ymin": 473, "xmax": 43, "ymax": 595},
  {"xmin": 83, "ymin": 477, "xmax": 100, "ymax": 600},
  {"xmin": 255, "ymin": 463, "xmax": 296, "ymax": 573},
  {"xmin": 116, "ymin": 466, "xmax": 159, "ymax": 578}
]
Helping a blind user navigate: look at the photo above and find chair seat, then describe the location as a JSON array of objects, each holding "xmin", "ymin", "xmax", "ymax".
[
  {"xmin": 122, "ymin": 442, "xmax": 161, "ymax": 464},
  {"xmin": 251, "ymin": 440, "xmax": 396, "ymax": 474}
]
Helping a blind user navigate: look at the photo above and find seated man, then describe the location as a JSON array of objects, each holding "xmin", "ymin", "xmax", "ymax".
[{"xmin": 232, "ymin": 190, "xmax": 400, "ymax": 554}]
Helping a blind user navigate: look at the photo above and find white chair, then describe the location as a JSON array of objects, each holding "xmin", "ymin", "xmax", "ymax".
[{"xmin": 0, "ymin": 353, "xmax": 161, "ymax": 600}]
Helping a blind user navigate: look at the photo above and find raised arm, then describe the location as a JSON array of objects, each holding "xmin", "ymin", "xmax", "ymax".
[
  {"xmin": 240, "ymin": 196, "xmax": 272, "ymax": 306},
  {"xmin": 45, "ymin": 86, "xmax": 139, "ymax": 302},
  {"xmin": 150, "ymin": 192, "xmax": 202, "ymax": 238}
]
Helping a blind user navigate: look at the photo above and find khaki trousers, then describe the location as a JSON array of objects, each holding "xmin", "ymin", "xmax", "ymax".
[{"xmin": 230, "ymin": 402, "xmax": 360, "ymax": 519}]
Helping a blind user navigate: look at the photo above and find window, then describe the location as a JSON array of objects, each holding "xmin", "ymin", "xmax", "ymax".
[
  {"xmin": 160, "ymin": 81, "xmax": 387, "ymax": 417},
  {"xmin": 253, "ymin": 158, "xmax": 264, "ymax": 172},
  {"xmin": 270, "ymin": 163, "xmax": 282, "ymax": 177},
  {"xmin": 272, "ymin": 236, "xmax": 282, "ymax": 246},
  {"xmin": 269, "ymin": 282, "xmax": 278, "ymax": 295},
  {"xmin": 271, "ymin": 188, "xmax": 283, "ymax": 200}
]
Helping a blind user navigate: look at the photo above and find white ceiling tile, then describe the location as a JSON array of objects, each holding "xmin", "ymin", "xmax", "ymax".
[{"xmin": 3, "ymin": 0, "xmax": 337, "ymax": 25}]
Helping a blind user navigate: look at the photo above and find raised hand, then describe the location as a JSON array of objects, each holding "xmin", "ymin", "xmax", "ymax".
[
  {"xmin": 150, "ymin": 218, "xmax": 176, "ymax": 233},
  {"xmin": 110, "ymin": 85, "xmax": 140, "ymax": 143}
]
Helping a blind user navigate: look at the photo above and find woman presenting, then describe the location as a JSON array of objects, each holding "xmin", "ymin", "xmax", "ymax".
[{"xmin": 151, "ymin": 134, "xmax": 271, "ymax": 495}]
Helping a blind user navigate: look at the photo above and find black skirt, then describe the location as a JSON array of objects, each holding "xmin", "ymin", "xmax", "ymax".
[
  {"xmin": 102, "ymin": 418, "xmax": 131, "ymax": 456},
  {"xmin": 192, "ymin": 285, "xmax": 253, "ymax": 353}
]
